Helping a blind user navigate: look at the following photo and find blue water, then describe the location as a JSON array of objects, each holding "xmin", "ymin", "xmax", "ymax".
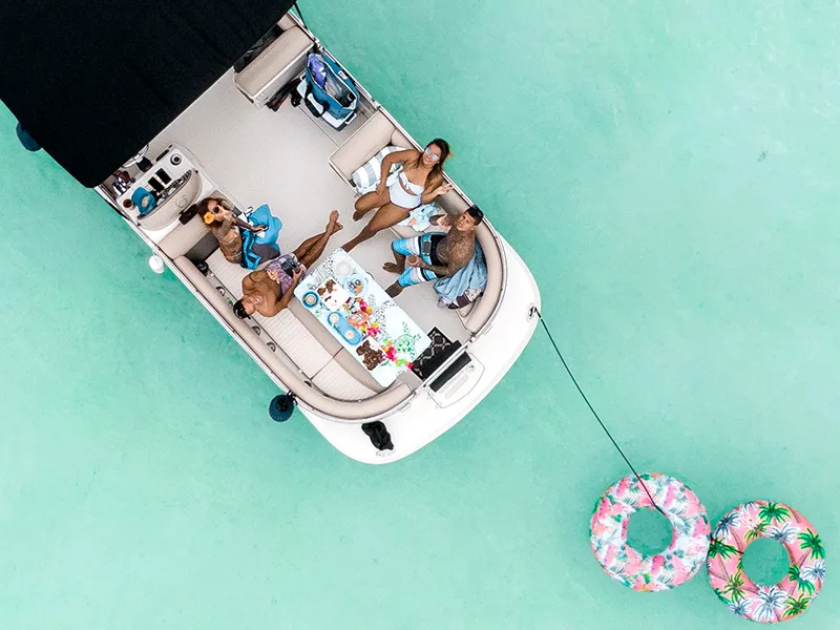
[{"xmin": 1, "ymin": 1, "xmax": 838, "ymax": 627}]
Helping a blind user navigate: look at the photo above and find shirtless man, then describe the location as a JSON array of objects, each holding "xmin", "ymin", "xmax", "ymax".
[
  {"xmin": 233, "ymin": 211, "xmax": 342, "ymax": 319},
  {"xmin": 383, "ymin": 205, "xmax": 484, "ymax": 297}
]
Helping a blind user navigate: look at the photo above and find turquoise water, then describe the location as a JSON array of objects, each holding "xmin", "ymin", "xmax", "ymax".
[{"xmin": 2, "ymin": 1, "xmax": 838, "ymax": 627}]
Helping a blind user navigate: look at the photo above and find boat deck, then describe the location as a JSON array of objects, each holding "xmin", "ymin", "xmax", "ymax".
[{"xmin": 146, "ymin": 69, "xmax": 469, "ymax": 343}]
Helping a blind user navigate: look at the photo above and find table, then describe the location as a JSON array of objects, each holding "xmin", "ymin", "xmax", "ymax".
[{"xmin": 294, "ymin": 248, "xmax": 431, "ymax": 387}]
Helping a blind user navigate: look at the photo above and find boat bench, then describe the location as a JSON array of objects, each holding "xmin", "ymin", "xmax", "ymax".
[
  {"xmin": 328, "ymin": 111, "xmax": 503, "ymax": 333},
  {"xmin": 201, "ymin": 249, "xmax": 385, "ymax": 399},
  {"xmin": 159, "ymin": 216, "xmax": 411, "ymax": 406},
  {"xmin": 233, "ymin": 15, "xmax": 314, "ymax": 107}
]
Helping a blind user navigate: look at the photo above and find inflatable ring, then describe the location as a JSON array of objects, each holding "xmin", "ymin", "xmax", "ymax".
[
  {"xmin": 590, "ymin": 473, "xmax": 711, "ymax": 591},
  {"xmin": 708, "ymin": 501, "xmax": 825, "ymax": 623}
]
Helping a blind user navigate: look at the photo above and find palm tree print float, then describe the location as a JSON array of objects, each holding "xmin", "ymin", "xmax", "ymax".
[
  {"xmin": 708, "ymin": 500, "xmax": 825, "ymax": 623},
  {"xmin": 589, "ymin": 473, "xmax": 711, "ymax": 592}
]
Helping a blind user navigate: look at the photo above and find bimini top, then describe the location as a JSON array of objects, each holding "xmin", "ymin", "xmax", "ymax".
[{"xmin": 0, "ymin": 0, "xmax": 296, "ymax": 187}]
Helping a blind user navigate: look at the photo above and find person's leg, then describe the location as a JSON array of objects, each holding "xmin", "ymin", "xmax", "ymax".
[
  {"xmin": 292, "ymin": 233, "xmax": 327, "ymax": 258},
  {"xmin": 294, "ymin": 210, "xmax": 343, "ymax": 268},
  {"xmin": 353, "ymin": 189, "xmax": 389, "ymax": 221},
  {"xmin": 385, "ymin": 263, "xmax": 435, "ymax": 298},
  {"xmin": 385, "ymin": 282, "xmax": 404, "ymax": 298},
  {"xmin": 383, "ymin": 236, "xmax": 420, "ymax": 274},
  {"xmin": 343, "ymin": 203, "xmax": 411, "ymax": 252}
]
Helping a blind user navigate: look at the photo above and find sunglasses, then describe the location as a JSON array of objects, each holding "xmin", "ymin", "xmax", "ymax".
[{"xmin": 423, "ymin": 147, "xmax": 441, "ymax": 162}]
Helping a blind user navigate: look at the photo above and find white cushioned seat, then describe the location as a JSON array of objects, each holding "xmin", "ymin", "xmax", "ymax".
[
  {"xmin": 333, "ymin": 348, "xmax": 386, "ymax": 393},
  {"xmin": 261, "ymin": 309, "xmax": 332, "ymax": 378},
  {"xmin": 330, "ymin": 111, "xmax": 400, "ymax": 182},
  {"xmin": 312, "ymin": 359, "xmax": 377, "ymax": 401},
  {"xmin": 206, "ymin": 250, "xmax": 250, "ymax": 296},
  {"xmin": 288, "ymin": 300, "xmax": 343, "ymax": 356},
  {"xmin": 204, "ymin": 250, "xmax": 331, "ymax": 378},
  {"xmin": 173, "ymin": 256, "xmax": 410, "ymax": 411},
  {"xmin": 234, "ymin": 25, "xmax": 313, "ymax": 106}
]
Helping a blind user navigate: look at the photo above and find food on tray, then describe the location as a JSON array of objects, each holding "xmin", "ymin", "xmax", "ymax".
[
  {"xmin": 346, "ymin": 276, "xmax": 366, "ymax": 296},
  {"xmin": 317, "ymin": 278, "xmax": 339, "ymax": 297},
  {"xmin": 347, "ymin": 311, "xmax": 370, "ymax": 329},
  {"xmin": 356, "ymin": 338, "xmax": 387, "ymax": 371},
  {"xmin": 317, "ymin": 278, "xmax": 351, "ymax": 311}
]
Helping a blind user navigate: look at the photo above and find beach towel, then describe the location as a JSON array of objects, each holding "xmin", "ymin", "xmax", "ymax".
[
  {"xmin": 434, "ymin": 242, "xmax": 487, "ymax": 309},
  {"xmin": 241, "ymin": 204, "xmax": 282, "ymax": 270}
]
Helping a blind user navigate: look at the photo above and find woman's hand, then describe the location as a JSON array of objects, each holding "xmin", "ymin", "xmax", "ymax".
[
  {"xmin": 253, "ymin": 225, "xmax": 267, "ymax": 233},
  {"xmin": 375, "ymin": 179, "xmax": 388, "ymax": 195},
  {"xmin": 292, "ymin": 267, "xmax": 304, "ymax": 284},
  {"xmin": 431, "ymin": 183, "xmax": 454, "ymax": 198}
]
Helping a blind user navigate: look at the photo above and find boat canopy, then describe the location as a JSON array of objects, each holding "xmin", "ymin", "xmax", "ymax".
[{"xmin": 0, "ymin": 0, "xmax": 296, "ymax": 187}]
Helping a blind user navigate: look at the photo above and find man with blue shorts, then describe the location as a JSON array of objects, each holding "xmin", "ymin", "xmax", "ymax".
[{"xmin": 383, "ymin": 205, "xmax": 484, "ymax": 297}]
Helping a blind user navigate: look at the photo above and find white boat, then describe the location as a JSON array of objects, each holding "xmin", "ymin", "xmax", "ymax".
[{"xmin": 3, "ymin": 8, "xmax": 541, "ymax": 463}]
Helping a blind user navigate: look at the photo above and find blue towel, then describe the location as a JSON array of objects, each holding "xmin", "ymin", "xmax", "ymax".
[
  {"xmin": 434, "ymin": 241, "xmax": 488, "ymax": 309},
  {"xmin": 241, "ymin": 204, "xmax": 282, "ymax": 270}
]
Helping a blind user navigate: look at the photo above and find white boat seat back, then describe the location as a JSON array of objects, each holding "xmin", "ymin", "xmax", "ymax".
[{"xmin": 234, "ymin": 25, "xmax": 313, "ymax": 107}]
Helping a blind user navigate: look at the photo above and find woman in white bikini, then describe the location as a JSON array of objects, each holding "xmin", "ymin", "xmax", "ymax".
[{"xmin": 342, "ymin": 139, "xmax": 454, "ymax": 252}]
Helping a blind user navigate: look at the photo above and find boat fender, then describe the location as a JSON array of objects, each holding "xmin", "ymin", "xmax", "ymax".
[
  {"xmin": 269, "ymin": 393, "xmax": 296, "ymax": 423},
  {"xmin": 362, "ymin": 421, "xmax": 393, "ymax": 451}
]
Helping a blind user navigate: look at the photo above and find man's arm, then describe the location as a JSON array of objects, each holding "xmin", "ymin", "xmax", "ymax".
[
  {"xmin": 415, "ymin": 241, "xmax": 474, "ymax": 277},
  {"xmin": 417, "ymin": 261, "xmax": 461, "ymax": 277},
  {"xmin": 429, "ymin": 214, "xmax": 452, "ymax": 228},
  {"xmin": 377, "ymin": 149, "xmax": 416, "ymax": 191},
  {"xmin": 417, "ymin": 252, "xmax": 470, "ymax": 277},
  {"xmin": 421, "ymin": 177, "xmax": 454, "ymax": 206},
  {"xmin": 265, "ymin": 269, "xmax": 304, "ymax": 316},
  {"xmin": 235, "ymin": 216, "xmax": 263, "ymax": 232}
]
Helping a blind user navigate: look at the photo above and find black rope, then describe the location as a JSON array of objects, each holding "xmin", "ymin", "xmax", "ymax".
[{"xmin": 535, "ymin": 309, "xmax": 665, "ymax": 514}]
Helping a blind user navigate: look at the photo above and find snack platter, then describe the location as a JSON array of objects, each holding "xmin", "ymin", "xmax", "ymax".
[{"xmin": 293, "ymin": 249, "xmax": 431, "ymax": 387}]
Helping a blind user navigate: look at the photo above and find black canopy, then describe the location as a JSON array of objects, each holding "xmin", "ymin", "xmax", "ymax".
[{"xmin": 0, "ymin": 0, "xmax": 296, "ymax": 187}]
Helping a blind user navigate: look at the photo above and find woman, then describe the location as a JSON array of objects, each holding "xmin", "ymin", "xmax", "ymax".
[
  {"xmin": 199, "ymin": 197, "xmax": 265, "ymax": 264},
  {"xmin": 343, "ymin": 139, "xmax": 454, "ymax": 252}
]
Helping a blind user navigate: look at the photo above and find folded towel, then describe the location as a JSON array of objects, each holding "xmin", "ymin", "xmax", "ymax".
[
  {"xmin": 434, "ymin": 242, "xmax": 488, "ymax": 309},
  {"xmin": 352, "ymin": 145, "xmax": 404, "ymax": 192},
  {"xmin": 397, "ymin": 202, "xmax": 442, "ymax": 232}
]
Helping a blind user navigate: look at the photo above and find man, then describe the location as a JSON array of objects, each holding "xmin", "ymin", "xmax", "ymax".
[
  {"xmin": 233, "ymin": 211, "xmax": 342, "ymax": 318},
  {"xmin": 382, "ymin": 205, "xmax": 484, "ymax": 297}
]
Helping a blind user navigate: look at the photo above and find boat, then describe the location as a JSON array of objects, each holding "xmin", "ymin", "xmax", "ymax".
[{"xmin": 0, "ymin": 2, "xmax": 541, "ymax": 463}]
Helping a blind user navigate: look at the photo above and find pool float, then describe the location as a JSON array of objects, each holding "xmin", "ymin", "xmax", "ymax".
[
  {"xmin": 590, "ymin": 473, "xmax": 711, "ymax": 592},
  {"xmin": 708, "ymin": 501, "xmax": 825, "ymax": 623}
]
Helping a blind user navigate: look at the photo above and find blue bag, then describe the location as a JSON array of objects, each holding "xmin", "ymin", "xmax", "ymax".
[{"xmin": 302, "ymin": 52, "xmax": 359, "ymax": 128}]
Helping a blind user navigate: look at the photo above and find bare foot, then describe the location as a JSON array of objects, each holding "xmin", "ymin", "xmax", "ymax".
[
  {"xmin": 382, "ymin": 262, "xmax": 403, "ymax": 274},
  {"xmin": 331, "ymin": 221, "xmax": 344, "ymax": 233},
  {"xmin": 352, "ymin": 209, "xmax": 366, "ymax": 221},
  {"xmin": 327, "ymin": 209, "xmax": 340, "ymax": 230}
]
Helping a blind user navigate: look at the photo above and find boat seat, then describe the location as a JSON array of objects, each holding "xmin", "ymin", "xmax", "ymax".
[
  {"xmin": 329, "ymin": 111, "xmax": 411, "ymax": 183},
  {"xmin": 312, "ymin": 359, "xmax": 380, "ymax": 402},
  {"xmin": 173, "ymin": 255, "xmax": 411, "ymax": 415},
  {"xmin": 330, "ymin": 115, "xmax": 503, "ymax": 332},
  {"xmin": 234, "ymin": 24, "xmax": 314, "ymax": 107},
  {"xmin": 203, "ymin": 250, "xmax": 384, "ymax": 395}
]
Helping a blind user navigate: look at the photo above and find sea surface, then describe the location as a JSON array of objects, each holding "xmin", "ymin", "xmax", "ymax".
[{"xmin": 1, "ymin": 1, "xmax": 837, "ymax": 627}]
